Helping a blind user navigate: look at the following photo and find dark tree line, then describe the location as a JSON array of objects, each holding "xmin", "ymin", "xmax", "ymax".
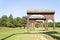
[
  {"xmin": 0, "ymin": 14, "xmax": 60, "ymax": 28},
  {"xmin": 0, "ymin": 14, "xmax": 27, "ymax": 28}
]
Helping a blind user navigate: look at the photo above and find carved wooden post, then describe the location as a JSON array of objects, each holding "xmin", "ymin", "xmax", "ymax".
[
  {"xmin": 27, "ymin": 15, "xmax": 30, "ymax": 30},
  {"xmin": 45, "ymin": 19, "xmax": 48, "ymax": 31},
  {"xmin": 53, "ymin": 18, "xmax": 55, "ymax": 31}
]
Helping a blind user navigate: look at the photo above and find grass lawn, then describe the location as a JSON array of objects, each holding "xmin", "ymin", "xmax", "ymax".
[{"xmin": 0, "ymin": 27, "xmax": 60, "ymax": 40}]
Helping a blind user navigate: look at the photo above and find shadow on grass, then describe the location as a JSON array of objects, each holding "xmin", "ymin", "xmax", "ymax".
[
  {"xmin": 41, "ymin": 31, "xmax": 60, "ymax": 40},
  {"xmin": 38, "ymin": 30, "xmax": 45, "ymax": 31},
  {"xmin": 0, "ymin": 34, "xmax": 15, "ymax": 40},
  {"xmin": 1, "ymin": 31, "xmax": 60, "ymax": 40}
]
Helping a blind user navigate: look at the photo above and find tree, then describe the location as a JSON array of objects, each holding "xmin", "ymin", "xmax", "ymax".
[
  {"xmin": 6, "ymin": 14, "xmax": 14, "ymax": 27},
  {"xmin": 14, "ymin": 17, "xmax": 22, "ymax": 27},
  {"xmin": 48, "ymin": 22, "xmax": 53, "ymax": 27},
  {"xmin": 21, "ymin": 16, "xmax": 27, "ymax": 28},
  {"xmin": 0, "ymin": 15, "xmax": 8, "ymax": 26},
  {"xmin": 55, "ymin": 22, "xmax": 60, "ymax": 27},
  {"xmin": 0, "ymin": 18, "xmax": 2, "ymax": 26}
]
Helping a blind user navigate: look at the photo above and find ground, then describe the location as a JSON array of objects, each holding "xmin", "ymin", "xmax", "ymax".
[{"xmin": 0, "ymin": 27, "xmax": 60, "ymax": 40}]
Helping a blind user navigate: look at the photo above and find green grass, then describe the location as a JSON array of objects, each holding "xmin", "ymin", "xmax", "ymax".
[
  {"xmin": 0, "ymin": 27, "xmax": 60, "ymax": 40},
  {"xmin": 0, "ymin": 27, "xmax": 27, "ymax": 40}
]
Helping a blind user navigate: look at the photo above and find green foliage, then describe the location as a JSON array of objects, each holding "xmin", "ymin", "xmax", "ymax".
[
  {"xmin": 55, "ymin": 22, "xmax": 60, "ymax": 27},
  {"xmin": 48, "ymin": 22, "xmax": 53, "ymax": 27},
  {"xmin": 21, "ymin": 16, "xmax": 27, "ymax": 28},
  {"xmin": 6, "ymin": 14, "xmax": 14, "ymax": 27},
  {"xmin": 0, "ymin": 14, "xmax": 27, "ymax": 28},
  {"xmin": 14, "ymin": 17, "xmax": 21, "ymax": 27},
  {"xmin": 0, "ymin": 14, "xmax": 60, "ymax": 28},
  {"xmin": 0, "ymin": 15, "xmax": 8, "ymax": 26}
]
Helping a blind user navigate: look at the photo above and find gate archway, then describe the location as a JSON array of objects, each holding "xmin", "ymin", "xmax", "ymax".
[{"xmin": 26, "ymin": 9, "xmax": 55, "ymax": 31}]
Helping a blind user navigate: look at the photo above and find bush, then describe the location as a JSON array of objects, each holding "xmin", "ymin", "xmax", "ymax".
[{"xmin": 55, "ymin": 22, "xmax": 60, "ymax": 27}]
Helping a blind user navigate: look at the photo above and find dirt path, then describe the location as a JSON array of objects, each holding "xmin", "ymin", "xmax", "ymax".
[
  {"xmin": 37, "ymin": 34, "xmax": 54, "ymax": 40},
  {"xmin": 35, "ymin": 35, "xmax": 48, "ymax": 40}
]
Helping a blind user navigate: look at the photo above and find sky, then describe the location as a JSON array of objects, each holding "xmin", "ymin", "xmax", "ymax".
[{"xmin": 0, "ymin": 0, "xmax": 60, "ymax": 22}]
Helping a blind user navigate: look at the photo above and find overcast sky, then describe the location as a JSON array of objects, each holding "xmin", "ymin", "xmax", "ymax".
[{"xmin": 0, "ymin": 0, "xmax": 60, "ymax": 22}]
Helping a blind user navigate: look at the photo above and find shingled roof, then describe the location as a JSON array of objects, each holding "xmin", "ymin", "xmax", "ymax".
[{"xmin": 27, "ymin": 9, "xmax": 55, "ymax": 14}]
